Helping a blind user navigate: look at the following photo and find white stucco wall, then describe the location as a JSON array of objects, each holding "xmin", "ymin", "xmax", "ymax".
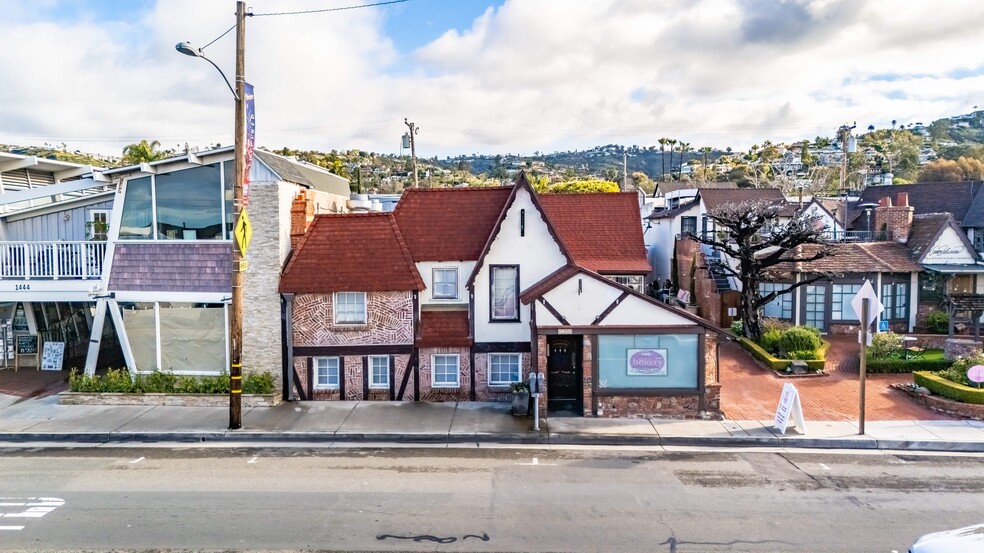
[
  {"xmin": 472, "ymin": 187, "xmax": 567, "ymax": 343},
  {"xmin": 803, "ymin": 202, "xmax": 842, "ymax": 233},
  {"xmin": 537, "ymin": 274, "xmax": 696, "ymax": 327},
  {"xmin": 417, "ymin": 261, "xmax": 475, "ymax": 306},
  {"xmin": 647, "ymin": 202, "xmax": 700, "ymax": 284}
]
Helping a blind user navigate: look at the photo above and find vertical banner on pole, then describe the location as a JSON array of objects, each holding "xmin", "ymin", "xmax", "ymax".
[{"xmin": 242, "ymin": 83, "xmax": 255, "ymax": 207}]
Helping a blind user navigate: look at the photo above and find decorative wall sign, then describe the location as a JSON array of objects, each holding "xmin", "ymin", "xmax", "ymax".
[
  {"xmin": 626, "ymin": 348, "xmax": 668, "ymax": 376},
  {"xmin": 923, "ymin": 227, "xmax": 976, "ymax": 264}
]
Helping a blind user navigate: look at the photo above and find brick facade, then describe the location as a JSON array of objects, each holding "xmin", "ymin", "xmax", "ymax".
[
  {"xmin": 534, "ymin": 333, "xmax": 723, "ymax": 420},
  {"xmin": 473, "ymin": 352, "xmax": 532, "ymax": 402},
  {"xmin": 418, "ymin": 347, "xmax": 471, "ymax": 401},
  {"xmin": 873, "ymin": 194, "xmax": 914, "ymax": 242},
  {"xmin": 292, "ymin": 292, "xmax": 414, "ymax": 346}
]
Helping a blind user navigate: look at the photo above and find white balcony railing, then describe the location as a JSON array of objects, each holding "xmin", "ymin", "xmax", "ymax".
[{"xmin": 0, "ymin": 241, "xmax": 107, "ymax": 280}]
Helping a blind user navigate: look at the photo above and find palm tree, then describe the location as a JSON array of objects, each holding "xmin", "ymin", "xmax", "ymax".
[
  {"xmin": 121, "ymin": 139, "xmax": 168, "ymax": 165},
  {"xmin": 678, "ymin": 142, "xmax": 691, "ymax": 177},
  {"xmin": 657, "ymin": 138, "xmax": 669, "ymax": 181},
  {"xmin": 667, "ymin": 139, "xmax": 677, "ymax": 180}
]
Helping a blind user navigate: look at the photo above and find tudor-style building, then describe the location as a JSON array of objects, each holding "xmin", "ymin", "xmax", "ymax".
[{"xmin": 280, "ymin": 174, "xmax": 724, "ymax": 419}]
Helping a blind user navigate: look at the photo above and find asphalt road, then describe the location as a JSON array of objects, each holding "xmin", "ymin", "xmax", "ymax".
[{"xmin": 1, "ymin": 446, "xmax": 982, "ymax": 553}]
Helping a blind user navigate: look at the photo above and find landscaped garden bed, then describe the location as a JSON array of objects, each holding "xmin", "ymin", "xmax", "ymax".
[
  {"xmin": 60, "ymin": 369, "xmax": 279, "ymax": 407},
  {"xmin": 734, "ymin": 319, "xmax": 827, "ymax": 374},
  {"xmin": 865, "ymin": 331, "xmax": 951, "ymax": 373},
  {"xmin": 892, "ymin": 352, "xmax": 984, "ymax": 419}
]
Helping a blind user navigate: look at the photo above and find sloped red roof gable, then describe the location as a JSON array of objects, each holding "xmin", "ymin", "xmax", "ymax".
[
  {"xmin": 538, "ymin": 192, "xmax": 651, "ymax": 273},
  {"xmin": 393, "ymin": 187, "xmax": 512, "ymax": 261},
  {"xmin": 279, "ymin": 213, "xmax": 424, "ymax": 293}
]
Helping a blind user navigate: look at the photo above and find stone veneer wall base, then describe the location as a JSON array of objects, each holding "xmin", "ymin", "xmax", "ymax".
[{"xmin": 59, "ymin": 392, "xmax": 281, "ymax": 408}]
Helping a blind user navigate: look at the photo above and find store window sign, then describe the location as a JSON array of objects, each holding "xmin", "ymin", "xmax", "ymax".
[{"xmin": 627, "ymin": 348, "xmax": 668, "ymax": 376}]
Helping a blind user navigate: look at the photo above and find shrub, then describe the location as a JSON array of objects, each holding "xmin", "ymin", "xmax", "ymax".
[
  {"xmin": 760, "ymin": 329, "xmax": 782, "ymax": 354},
  {"xmin": 730, "ymin": 320, "xmax": 743, "ymax": 335},
  {"xmin": 924, "ymin": 309, "xmax": 949, "ymax": 334},
  {"xmin": 68, "ymin": 370, "xmax": 275, "ymax": 395},
  {"xmin": 866, "ymin": 357, "xmax": 952, "ymax": 374},
  {"xmin": 738, "ymin": 337, "xmax": 790, "ymax": 371},
  {"xmin": 779, "ymin": 327, "xmax": 821, "ymax": 355},
  {"xmin": 937, "ymin": 352, "xmax": 984, "ymax": 387},
  {"xmin": 138, "ymin": 370, "xmax": 177, "ymax": 393},
  {"xmin": 761, "ymin": 317, "xmax": 791, "ymax": 335},
  {"xmin": 787, "ymin": 349, "xmax": 819, "ymax": 360},
  {"xmin": 914, "ymin": 371, "xmax": 984, "ymax": 404},
  {"xmin": 869, "ymin": 332, "xmax": 903, "ymax": 359},
  {"xmin": 243, "ymin": 372, "xmax": 275, "ymax": 394}
]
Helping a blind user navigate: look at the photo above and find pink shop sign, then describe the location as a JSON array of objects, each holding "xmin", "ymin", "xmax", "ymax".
[{"xmin": 627, "ymin": 349, "xmax": 668, "ymax": 376}]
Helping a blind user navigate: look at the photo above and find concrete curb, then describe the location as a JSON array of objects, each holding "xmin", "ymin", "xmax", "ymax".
[{"xmin": 1, "ymin": 431, "xmax": 982, "ymax": 452}]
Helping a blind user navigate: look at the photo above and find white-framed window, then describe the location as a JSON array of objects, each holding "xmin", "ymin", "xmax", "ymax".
[
  {"xmin": 490, "ymin": 265, "xmax": 519, "ymax": 321},
  {"xmin": 314, "ymin": 357, "xmax": 340, "ymax": 390},
  {"xmin": 432, "ymin": 267, "xmax": 458, "ymax": 299},
  {"xmin": 369, "ymin": 356, "xmax": 390, "ymax": 389},
  {"xmin": 432, "ymin": 354, "xmax": 460, "ymax": 388},
  {"xmin": 488, "ymin": 353, "xmax": 521, "ymax": 386},
  {"xmin": 87, "ymin": 209, "xmax": 111, "ymax": 240},
  {"xmin": 334, "ymin": 292, "xmax": 367, "ymax": 324}
]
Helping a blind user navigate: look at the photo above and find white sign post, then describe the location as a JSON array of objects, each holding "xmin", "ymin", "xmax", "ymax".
[
  {"xmin": 774, "ymin": 383, "xmax": 805, "ymax": 435},
  {"xmin": 851, "ymin": 280, "xmax": 883, "ymax": 435}
]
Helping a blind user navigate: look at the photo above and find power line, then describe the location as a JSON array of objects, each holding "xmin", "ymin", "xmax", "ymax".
[{"xmin": 249, "ymin": 0, "xmax": 410, "ymax": 17}]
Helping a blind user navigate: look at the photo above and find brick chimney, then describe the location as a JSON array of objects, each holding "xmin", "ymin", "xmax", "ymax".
[
  {"xmin": 290, "ymin": 190, "xmax": 315, "ymax": 250},
  {"xmin": 873, "ymin": 192, "xmax": 914, "ymax": 242}
]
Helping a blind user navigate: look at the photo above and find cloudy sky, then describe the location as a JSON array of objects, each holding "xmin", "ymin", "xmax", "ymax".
[{"xmin": 2, "ymin": 0, "xmax": 983, "ymax": 159}]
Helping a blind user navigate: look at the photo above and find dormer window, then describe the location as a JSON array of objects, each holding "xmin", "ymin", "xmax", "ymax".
[{"xmin": 433, "ymin": 268, "xmax": 458, "ymax": 299}]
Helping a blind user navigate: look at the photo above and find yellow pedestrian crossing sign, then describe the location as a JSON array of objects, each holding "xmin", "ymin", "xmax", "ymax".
[{"xmin": 234, "ymin": 210, "xmax": 253, "ymax": 255}]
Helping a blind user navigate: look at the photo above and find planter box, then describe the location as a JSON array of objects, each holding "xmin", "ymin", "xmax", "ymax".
[
  {"xmin": 893, "ymin": 383, "xmax": 984, "ymax": 420},
  {"xmin": 59, "ymin": 392, "xmax": 280, "ymax": 408},
  {"xmin": 738, "ymin": 337, "xmax": 828, "ymax": 373}
]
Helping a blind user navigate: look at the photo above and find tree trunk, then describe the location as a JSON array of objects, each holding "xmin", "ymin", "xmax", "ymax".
[{"xmin": 741, "ymin": 273, "xmax": 762, "ymax": 342}]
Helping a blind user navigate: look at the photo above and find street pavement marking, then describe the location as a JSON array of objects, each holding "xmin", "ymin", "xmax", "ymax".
[
  {"xmin": 0, "ymin": 498, "xmax": 64, "ymax": 531},
  {"xmin": 819, "ymin": 463, "xmax": 831, "ymax": 471},
  {"xmin": 515, "ymin": 457, "xmax": 556, "ymax": 466},
  {"xmin": 130, "ymin": 457, "xmax": 145, "ymax": 464},
  {"xmin": 248, "ymin": 456, "xmax": 258, "ymax": 464}
]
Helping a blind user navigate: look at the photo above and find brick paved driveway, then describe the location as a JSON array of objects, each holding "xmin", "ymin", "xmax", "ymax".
[{"xmin": 720, "ymin": 336, "xmax": 954, "ymax": 421}]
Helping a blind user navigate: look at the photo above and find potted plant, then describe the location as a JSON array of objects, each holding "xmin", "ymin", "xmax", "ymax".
[{"xmin": 509, "ymin": 381, "xmax": 530, "ymax": 416}]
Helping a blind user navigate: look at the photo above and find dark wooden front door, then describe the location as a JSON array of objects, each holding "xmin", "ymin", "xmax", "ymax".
[{"xmin": 547, "ymin": 335, "xmax": 582, "ymax": 414}]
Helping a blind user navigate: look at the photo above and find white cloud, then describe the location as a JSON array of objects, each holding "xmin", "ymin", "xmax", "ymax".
[{"xmin": 2, "ymin": 0, "xmax": 983, "ymax": 160}]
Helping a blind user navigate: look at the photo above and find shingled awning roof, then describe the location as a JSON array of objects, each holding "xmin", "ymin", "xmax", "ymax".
[
  {"xmin": 417, "ymin": 310, "xmax": 472, "ymax": 347},
  {"xmin": 769, "ymin": 242, "xmax": 922, "ymax": 275}
]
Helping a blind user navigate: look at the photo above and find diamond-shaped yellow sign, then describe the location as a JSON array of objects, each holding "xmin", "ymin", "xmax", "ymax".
[{"xmin": 234, "ymin": 210, "xmax": 253, "ymax": 255}]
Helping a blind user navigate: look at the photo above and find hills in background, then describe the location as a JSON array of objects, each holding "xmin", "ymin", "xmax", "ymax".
[{"xmin": 4, "ymin": 111, "xmax": 984, "ymax": 194}]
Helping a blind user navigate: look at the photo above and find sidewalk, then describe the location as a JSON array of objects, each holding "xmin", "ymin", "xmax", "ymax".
[{"xmin": 2, "ymin": 394, "xmax": 983, "ymax": 452}]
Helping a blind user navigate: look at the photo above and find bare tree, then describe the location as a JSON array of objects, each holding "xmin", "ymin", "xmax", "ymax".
[{"xmin": 688, "ymin": 200, "xmax": 831, "ymax": 341}]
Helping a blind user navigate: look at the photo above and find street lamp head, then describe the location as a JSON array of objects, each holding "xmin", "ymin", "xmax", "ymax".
[{"xmin": 175, "ymin": 42, "xmax": 202, "ymax": 58}]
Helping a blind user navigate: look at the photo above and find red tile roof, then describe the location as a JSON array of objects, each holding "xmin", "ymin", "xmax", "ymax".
[
  {"xmin": 417, "ymin": 310, "xmax": 472, "ymax": 347},
  {"xmin": 393, "ymin": 187, "xmax": 512, "ymax": 261},
  {"xmin": 538, "ymin": 192, "xmax": 651, "ymax": 273},
  {"xmin": 279, "ymin": 213, "xmax": 424, "ymax": 293}
]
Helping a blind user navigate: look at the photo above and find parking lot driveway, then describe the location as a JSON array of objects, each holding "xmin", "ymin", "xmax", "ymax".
[{"xmin": 719, "ymin": 336, "xmax": 954, "ymax": 421}]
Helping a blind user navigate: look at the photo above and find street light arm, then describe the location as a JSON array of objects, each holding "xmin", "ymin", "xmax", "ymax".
[{"xmin": 200, "ymin": 55, "xmax": 239, "ymax": 101}]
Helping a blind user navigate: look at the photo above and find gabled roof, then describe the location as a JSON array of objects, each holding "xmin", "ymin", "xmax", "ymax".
[
  {"xmin": 857, "ymin": 182, "xmax": 984, "ymax": 224},
  {"xmin": 465, "ymin": 173, "xmax": 576, "ymax": 287},
  {"xmin": 279, "ymin": 213, "xmax": 424, "ymax": 293},
  {"xmin": 647, "ymin": 198, "xmax": 700, "ymax": 220},
  {"xmin": 770, "ymin": 242, "xmax": 922, "ymax": 274},
  {"xmin": 963, "ymin": 188, "xmax": 984, "ymax": 227},
  {"xmin": 392, "ymin": 186, "xmax": 511, "ymax": 261},
  {"xmin": 417, "ymin": 310, "xmax": 472, "ymax": 347},
  {"xmin": 253, "ymin": 150, "xmax": 350, "ymax": 196},
  {"xmin": 907, "ymin": 213, "xmax": 953, "ymax": 261},
  {"xmin": 538, "ymin": 192, "xmax": 651, "ymax": 273},
  {"xmin": 697, "ymin": 187, "xmax": 787, "ymax": 212}
]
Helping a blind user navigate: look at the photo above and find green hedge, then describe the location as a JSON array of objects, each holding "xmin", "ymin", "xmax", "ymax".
[
  {"xmin": 738, "ymin": 337, "xmax": 828, "ymax": 372},
  {"xmin": 913, "ymin": 371, "xmax": 984, "ymax": 404},
  {"xmin": 69, "ymin": 369, "xmax": 275, "ymax": 395},
  {"xmin": 866, "ymin": 357, "xmax": 952, "ymax": 374}
]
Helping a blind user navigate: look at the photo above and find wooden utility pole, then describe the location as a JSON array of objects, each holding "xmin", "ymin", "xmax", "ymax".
[
  {"xmin": 230, "ymin": 0, "xmax": 246, "ymax": 430},
  {"xmin": 838, "ymin": 122, "xmax": 855, "ymax": 237},
  {"xmin": 404, "ymin": 118, "xmax": 419, "ymax": 188}
]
